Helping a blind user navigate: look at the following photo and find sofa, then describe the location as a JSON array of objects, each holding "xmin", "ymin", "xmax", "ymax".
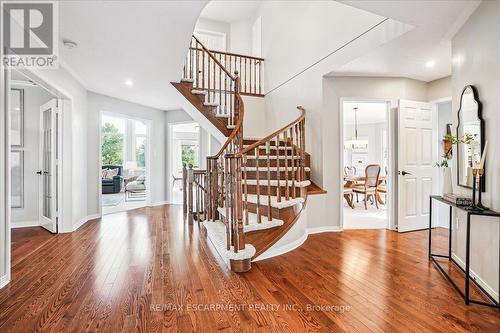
[
  {"xmin": 102, "ymin": 165, "xmax": 123, "ymax": 194},
  {"xmin": 124, "ymin": 175, "xmax": 146, "ymax": 201}
]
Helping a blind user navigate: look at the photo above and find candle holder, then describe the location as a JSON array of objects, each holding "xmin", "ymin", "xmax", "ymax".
[
  {"xmin": 476, "ymin": 168, "xmax": 487, "ymax": 210},
  {"xmin": 466, "ymin": 168, "xmax": 486, "ymax": 211}
]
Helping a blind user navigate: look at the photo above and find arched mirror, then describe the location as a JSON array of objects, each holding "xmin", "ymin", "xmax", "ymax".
[{"xmin": 456, "ymin": 85, "xmax": 485, "ymax": 191}]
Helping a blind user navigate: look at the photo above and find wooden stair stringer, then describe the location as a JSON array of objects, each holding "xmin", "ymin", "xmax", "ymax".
[
  {"xmin": 171, "ymin": 81, "xmax": 231, "ymax": 137},
  {"xmin": 245, "ymin": 190, "xmax": 309, "ymax": 259}
]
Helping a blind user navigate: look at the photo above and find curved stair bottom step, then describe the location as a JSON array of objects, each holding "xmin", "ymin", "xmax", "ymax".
[
  {"xmin": 217, "ymin": 207, "xmax": 284, "ymax": 232},
  {"xmin": 202, "ymin": 220, "xmax": 256, "ymax": 272}
]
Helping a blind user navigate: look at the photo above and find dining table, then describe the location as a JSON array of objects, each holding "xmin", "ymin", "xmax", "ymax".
[{"xmin": 344, "ymin": 175, "xmax": 387, "ymax": 208}]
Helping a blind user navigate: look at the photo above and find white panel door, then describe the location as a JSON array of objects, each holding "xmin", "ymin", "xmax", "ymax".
[
  {"xmin": 39, "ymin": 99, "xmax": 59, "ymax": 233},
  {"xmin": 398, "ymin": 100, "xmax": 438, "ymax": 232}
]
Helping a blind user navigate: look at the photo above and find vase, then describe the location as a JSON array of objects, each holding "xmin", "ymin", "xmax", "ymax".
[{"xmin": 442, "ymin": 167, "xmax": 453, "ymax": 195}]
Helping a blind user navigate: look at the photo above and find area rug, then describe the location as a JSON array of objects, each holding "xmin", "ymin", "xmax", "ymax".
[{"xmin": 102, "ymin": 193, "xmax": 124, "ymax": 206}]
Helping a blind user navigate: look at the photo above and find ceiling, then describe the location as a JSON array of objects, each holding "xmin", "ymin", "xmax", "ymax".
[
  {"xmin": 199, "ymin": 1, "xmax": 261, "ymax": 23},
  {"xmin": 343, "ymin": 102, "xmax": 387, "ymax": 125},
  {"xmin": 58, "ymin": 1, "xmax": 207, "ymax": 110},
  {"xmin": 331, "ymin": 0, "xmax": 481, "ymax": 82}
]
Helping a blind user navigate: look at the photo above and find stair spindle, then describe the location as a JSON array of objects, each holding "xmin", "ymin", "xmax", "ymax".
[
  {"xmin": 266, "ymin": 142, "xmax": 272, "ymax": 221},
  {"xmin": 243, "ymin": 155, "xmax": 249, "ymax": 225},
  {"xmin": 255, "ymin": 147, "xmax": 262, "ymax": 223},
  {"xmin": 290, "ymin": 128, "xmax": 296, "ymax": 199},
  {"xmin": 284, "ymin": 131, "xmax": 290, "ymax": 200},
  {"xmin": 276, "ymin": 134, "xmax": 282, "ymax": 203}
]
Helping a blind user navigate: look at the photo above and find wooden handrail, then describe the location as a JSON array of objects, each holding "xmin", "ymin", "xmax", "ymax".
[
  {"xmin": 191, "ymin": 35, "xmax": 236, "ymax": 80},
  {"xmin": 233, "ymin": 106, "xmax": 305, "ymax": 157},
  {"xmin": 189, "ymin": 47, "xmax": 265, "ymax": 62}
]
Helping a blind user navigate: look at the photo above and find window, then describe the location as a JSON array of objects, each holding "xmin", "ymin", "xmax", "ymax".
[
  {"xmin": 181, "ymin": 143, "xmax": 199, "ymax": 168},
  {"xmin": 101, "ymin": 115, "xmax": 125, "ymax": 166},
  {"xmin": 134, "ymin": 120, "xmax": 147, "ymax": 169}
]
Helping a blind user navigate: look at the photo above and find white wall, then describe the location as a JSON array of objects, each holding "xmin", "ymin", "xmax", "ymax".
[
  {"xmin": 451, "ymin": 0, "xmax": 500, "ymax": 298},
  {"xmin": 436, "ymin": 101, "xmax": 453, "ymax": 228},
  {"xmin": 242, "ymin": 95, "xmax": 266, "ymax": 138},
  {"xmin": 87, "ymin": 92, "xmax": 168, "ymax": 214},
  {"xmin": 230, "ymin": 19, "xmax": 253, "ymax": 55},
  {"xmin": 10, "ymin": 85, "xmax": 54, "ymax": 226},
  {"xmin": 427, "ymin": 76, "xmax": 452, "ymax": 101}
]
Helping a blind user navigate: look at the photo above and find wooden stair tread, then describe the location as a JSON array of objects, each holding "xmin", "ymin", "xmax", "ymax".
[
  {"xmin": 245, "ymin": 179, "xmax": 311, "ymax": 187},
  {"xmin": 306, "ymin": 181, "xmax": 327, "ymax": 195},
  {"xmin": 217, "ymin": 208, "xmax": 284, "ymax": 232},
  {"xmin": 245, "ymin": 194, "xmax": 304, "ymax": 208}
]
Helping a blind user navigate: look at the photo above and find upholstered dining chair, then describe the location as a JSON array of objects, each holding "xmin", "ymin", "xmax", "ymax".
[
  {"xmin": 377, "ymin": 167, "xmax": 388, "ymax": 203},
  {"xmin": 352, "ymin": 164, "xmax": 381, "ymax": 210}
]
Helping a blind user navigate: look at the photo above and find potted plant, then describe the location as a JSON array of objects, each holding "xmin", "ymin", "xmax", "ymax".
[{"xmin": 436, "ymin": 133, "xmax": 473, "ymax": 194}]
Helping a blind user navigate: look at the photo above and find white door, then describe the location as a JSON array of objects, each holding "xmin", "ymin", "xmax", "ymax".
[
  {"xmin": 39, "ymin": 100, "xmax": 59, "ymax": 233},
  {"xmin": 194, "ymin": 30, "xmax": 226, "ymax": 52},
  {"xmin": 397, "ymin": 100, "xmax": 438, "ymax": 232}
]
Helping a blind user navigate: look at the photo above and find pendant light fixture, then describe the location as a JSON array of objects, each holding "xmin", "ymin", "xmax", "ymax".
[{"xmin": 344, "ymin": 106, "xmax": 368, "ymax": 151}]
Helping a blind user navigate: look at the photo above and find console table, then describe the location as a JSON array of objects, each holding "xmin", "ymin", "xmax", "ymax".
[{"xmin": 429, "ymin": 195, "xmax": 500, "ymax": 309}]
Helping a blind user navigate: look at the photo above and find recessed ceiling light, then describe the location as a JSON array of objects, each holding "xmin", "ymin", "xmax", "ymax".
[
  {"xmin": 124, "ymin": 79, "xmax": 134, "ymax": 87},
  {"xmin": 425, "ymin": 60, "xmax": 436, "ymax": 68}
]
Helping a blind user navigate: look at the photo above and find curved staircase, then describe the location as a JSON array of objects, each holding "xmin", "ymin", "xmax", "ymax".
[{"xmin": 173, "ymin": 36, "xmax": 318, "ymax": 272}]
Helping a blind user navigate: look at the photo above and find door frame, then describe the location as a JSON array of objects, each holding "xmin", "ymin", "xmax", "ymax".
[
  {"xmin": 1, "ymin": 67, "xmax": 12, "ymax": 288},
  {"xmin": 339, "ymin": 97, "xmax": 397, "ymax": 231},
  {"xmin": 1, "ymin": 68, "xmax": 70, "ymax": 287},
  {"xmin": 167, "ymin": 121, "xmax": 202, "ymax": 204},
  {"xmin": 98, "ymin": 111, "xmax": 153, "ymax": 215}
]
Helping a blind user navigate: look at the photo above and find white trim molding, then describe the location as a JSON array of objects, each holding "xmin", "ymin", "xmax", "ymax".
[
  {"xmin": 72, "ymin": 214, "xmax": 100, "ymax": 232},
  {"xmin": 0, "ymin": 274, "xmax": 9, "ymax": 289},
  {"xmin": 451, "ymin": 253, "xmax": 499, "ymax": 302},
  {"xmin": 307, "ymin": 226, "xmax": 342, "ymax": 234},
  {"xmin": 11, "ymin": 220, "xmax": 39, "ymax": 229}
]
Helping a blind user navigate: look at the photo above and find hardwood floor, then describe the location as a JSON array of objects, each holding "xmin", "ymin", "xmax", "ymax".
[{"xmin": 1, "ymin": 205, "xmax": 498, "ymax": 332}]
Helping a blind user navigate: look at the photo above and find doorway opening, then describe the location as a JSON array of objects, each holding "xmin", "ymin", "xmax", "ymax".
[
  {"xmin": 170, "ymin": 122, "xmax": 200, "ymax": 205},
  {"xmin": 9, "ymin": 70, "xmax": 64, "ymax": 234},
  {"xmin": 341, "ymin": 100, "xmax": 391, "ymax": 230},
  {"xmin": 100, "ymin": 113, "xmax": 151, "ymax": 215}
]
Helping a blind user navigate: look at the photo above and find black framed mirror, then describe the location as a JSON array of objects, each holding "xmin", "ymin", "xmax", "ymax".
[{"xmin": 456, "ymin": 85, "xmax": 485, "ymax": 191}]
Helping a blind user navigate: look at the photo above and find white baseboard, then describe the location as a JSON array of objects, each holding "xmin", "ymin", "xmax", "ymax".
[
  {"xmin": 11, "ymin": 220, "xmax": 39, "ymax": 229},
  {"xmin": 451, "ymin": 253, "xmax": 499, "ymax": 302},
  {"xmin": 72, "ymin": 214, "xmax": 100, "ymax": 232},
  {"xmin": 307, "ymin": 226, "xmax": 342, "ymax": 234},
  {"xmin": 0, "ymin": 275, "xmax": 10, "ymax": 289},
  {"xmin": 149, "ymin": 201, "xmax": 170, "ymax": 207}
]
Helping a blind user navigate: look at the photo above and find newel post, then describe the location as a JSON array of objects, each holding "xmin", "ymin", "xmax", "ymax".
[
  {"xmin": 182, "ymin": 164, "xmax": 187, "ymax": 214},
  {"xmin": 187, "ymin": 164, "xmax": 194, "ymax": 224}
]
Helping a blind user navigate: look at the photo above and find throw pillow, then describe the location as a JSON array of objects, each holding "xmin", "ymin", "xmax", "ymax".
[
  {"xmin": 101, "ymin": 169, "xmax": 109, "ymax": 179},
  {"xmin": 106, "ymin": 168, "xmax": 119, "ymax": 179},
  {"xmin": 136, "ymin": 175, "xmax": 146, "ymax": 184}
]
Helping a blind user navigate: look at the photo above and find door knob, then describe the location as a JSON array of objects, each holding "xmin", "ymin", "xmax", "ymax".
[
  {"xmin": 36, "ymin": 170, "xmax": 42, "ymax": 175},
  {"xmin": 399, "ymin": 171, "xmax": 412, "ymax": 176}
]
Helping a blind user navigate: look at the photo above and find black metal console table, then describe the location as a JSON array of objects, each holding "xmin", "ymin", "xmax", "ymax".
[{"xmin": 429, "ymin": 195, "xmax": 500, "ymax": 309}]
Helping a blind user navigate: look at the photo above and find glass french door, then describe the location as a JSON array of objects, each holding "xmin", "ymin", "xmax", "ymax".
[{"xmin": 39, "ymin": 100, "xmax": 58, "ymax": 233}]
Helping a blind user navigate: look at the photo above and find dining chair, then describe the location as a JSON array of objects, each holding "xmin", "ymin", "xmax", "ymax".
[
  {"xmin": 352, "ymin": 164, "xmax": 381, "ymax": 209},
  {"xmin": 377, "ymin": 167, "xmax": 388, "ymax": 203}
]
